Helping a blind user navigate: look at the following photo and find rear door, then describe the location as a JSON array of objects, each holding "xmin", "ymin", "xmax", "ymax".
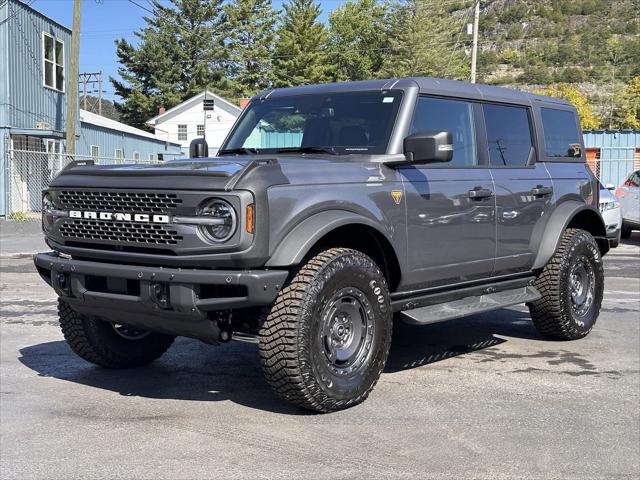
[
  {"xmin": 482, "ymin": 103, "xmax": 554, "ymax": 275},
  {"xmin": 398, "ymin": 96, "xmax": 496, "ymax": 290},
  {"xmin": 618, "ymin": 171, "xmax": 640, "ymax": 223}
]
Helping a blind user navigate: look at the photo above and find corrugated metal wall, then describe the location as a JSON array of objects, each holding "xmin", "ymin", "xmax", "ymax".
[
  {"xmin": 3, "ymin": 0, "xmax": 72, "ymax": 132},
  {"xmin": 583, "ymin": 130, "xmax": 640, "ymax": 186},
  {"xmin": 261, "ymin": 131, "xmax": 304, "ymax": 148},
  {"xmin": 77, "ymin": 123, "xmax": 183, "ymax": 161}
]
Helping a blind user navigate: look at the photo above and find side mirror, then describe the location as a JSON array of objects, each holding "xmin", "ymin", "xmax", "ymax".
[
  {"xmin": 403, "ymin": 131, "xmax": 453, "ymax": 163},
  {"xmin": 605, "ymin": 183, "xmax": 615, "ymax": 191}
]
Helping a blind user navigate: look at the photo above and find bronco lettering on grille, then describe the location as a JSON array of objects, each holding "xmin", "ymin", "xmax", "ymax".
[{"xmin": 68, "ymin": 210, "xmax": 170, "ymax": 224}]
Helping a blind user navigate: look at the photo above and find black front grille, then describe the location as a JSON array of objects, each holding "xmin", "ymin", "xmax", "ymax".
[
  {"xmin": 59, "ymin": 219, "xmax": 183, "ymax": 245},
  {"xmin": 58, "ymin": 190, "xmax": 182, "ymax": 213}
]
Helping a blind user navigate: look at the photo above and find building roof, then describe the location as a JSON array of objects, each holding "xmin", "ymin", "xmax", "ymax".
[
  {"xmin": 146, "ymin": 91, "xmax": 243, "ymax": 125},
  {"xmin": 79, "ymin": 109, "xmax": 179, "ymax": 145},
  {"xmin": 8, "ymin": 0, "xmax": 71, "ymax": 33}
]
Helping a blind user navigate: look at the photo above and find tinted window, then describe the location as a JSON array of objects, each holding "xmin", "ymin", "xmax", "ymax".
[
  {"xmin": 542, "ymin": 108, "xmax": 581, "ymax": 158},
  {"xmin": 410, "ymin": 97, "xmax": 477, "ymax": 166},
  {"xmin": 483, "ymin": 104, "xmax": 533, "ymax": 166},
  {"xmin": 541, "ymin": 108, "xmax": 581, "ymax": 158}
]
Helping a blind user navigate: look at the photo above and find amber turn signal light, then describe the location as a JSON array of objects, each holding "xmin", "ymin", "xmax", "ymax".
[{"xmin": 246, "ymin": 204, "xmax": 255, "ymax": 234}]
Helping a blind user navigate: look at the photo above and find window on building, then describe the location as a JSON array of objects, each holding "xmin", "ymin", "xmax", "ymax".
[
  {"xmin": 483, "ymin": 104, "xmax": 534, "ymax": 167},
  {"xmin": 133, "ymin": 151, "xmax": 140, "ymax": 161},
  {"xmin": 91, "ymin": 145, "xmax": 99, "ymax": 159},
  {"xmin": 149, "ymin": 153, "xmax": 156, "ymax": 161},
  {"xmin": 541, "ymin": 108, "xmax": 582, "ymax": 158},
  {"xmin": 114, "ymin": 149, "xmax": 123, "ymax": 163},
  {"xmin": 178, "ymin": 124, "xmax": 187, "ymax": 141},
  {"xmin": 197, "ymin": 124, "xmax": 205, "ymax": 136},
  {"xmin": 43, "ymin": 33, "xmax": 64, "ymax": 91},
  {"xmin": 409, "ymin": 97, "xmax": 477, "ymax": 166}
]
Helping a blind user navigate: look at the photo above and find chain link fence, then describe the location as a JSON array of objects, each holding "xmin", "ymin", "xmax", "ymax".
[{"xmin": 4, "ymin": 148, "xmax": 155, "ymax": 222}]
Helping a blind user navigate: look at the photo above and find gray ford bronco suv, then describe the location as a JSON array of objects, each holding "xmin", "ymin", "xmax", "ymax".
[{"xmin": 35, "ymin": 77, "xmax": 610, "ymax": 412}]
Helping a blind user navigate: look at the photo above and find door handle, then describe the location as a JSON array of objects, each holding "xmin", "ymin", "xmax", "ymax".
[
  {"xmin": 531, "ymin": 185, "xmax": 553, "ymax": 197},
  {"xmin": 468, "ymin": 187, "xmax": 493, "ymax": 199}
]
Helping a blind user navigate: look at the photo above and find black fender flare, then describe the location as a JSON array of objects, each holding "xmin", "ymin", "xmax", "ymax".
[
  {"xmin": 531, "ymin": 201, "xmax": 606, "ymax": 270},
  {"xmin": 265, "ymin": 210, "xmax": 394, "ymax": 267}
]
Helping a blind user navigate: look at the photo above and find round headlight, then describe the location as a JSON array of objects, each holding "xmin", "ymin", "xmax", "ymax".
[
  {"xmin": 42, "ymin": 193, "xmax": 55, "ymax": 231},
  {"xmin": 198, "ymin": 198, "xmax": 237, "ymax": 243}
]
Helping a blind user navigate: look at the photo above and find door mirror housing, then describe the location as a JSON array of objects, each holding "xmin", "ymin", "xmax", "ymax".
[{"xmin": 403, "ymin": 131, "xmax": 453, "ymax": 164}]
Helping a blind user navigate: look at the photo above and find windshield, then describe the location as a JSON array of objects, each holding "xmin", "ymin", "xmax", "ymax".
[{"xmin": 222, "ymin": 91, "xmax": 403, "ymax": 155}]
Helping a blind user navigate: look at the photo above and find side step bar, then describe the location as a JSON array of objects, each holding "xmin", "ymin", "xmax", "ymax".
[{"xmin": 400, "ymin": 286, "xmax": 541, "ymax": 325}]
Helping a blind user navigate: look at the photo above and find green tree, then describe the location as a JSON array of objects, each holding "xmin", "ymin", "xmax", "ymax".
[
  {"xmin": 223, "ymin": 0, "xmax": 278, "ymax": 97},
  {"xmin": 272, "ymin": 0, "xmax": 331, "ymax": 87},
  {"xmin": 112, "ymin": 0, "xmax": 228, "ymax": 129},
  {"xmin": 535, "ymin": 84, "xmax": 601, "ymax": 129},
  {"xmin": 612, "ymin": 76, "xmax": 640, "ymax": 129},
  {"xmin": 381, "ymin": 0, "xmax": 469, "ymax": 80},
  {"xmin": 327, "ymin": 0, "xmax": 390, "ymax": 81}
]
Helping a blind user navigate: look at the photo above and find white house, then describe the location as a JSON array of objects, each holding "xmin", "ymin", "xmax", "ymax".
[{"xmin": 146, "ymin": 91, "xmax": 243, "ymax": 155}]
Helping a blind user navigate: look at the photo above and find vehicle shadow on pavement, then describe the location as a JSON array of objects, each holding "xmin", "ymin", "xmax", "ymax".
[
  {"xmin": 385, "ymin": 308, "xmax": 543, "ymax": 373},
  {"xmin": 18, "ymin": 308, "xmax": 541, "ymax": 413}
]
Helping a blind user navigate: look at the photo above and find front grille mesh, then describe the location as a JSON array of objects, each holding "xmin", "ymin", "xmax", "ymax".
[
  {"xmin": 58, "ymin": 190, "xmax": 182, "ymax": 212},
  {"xmin": 60, "ymin": 219, "xmax": 183, "ymax": 245}
]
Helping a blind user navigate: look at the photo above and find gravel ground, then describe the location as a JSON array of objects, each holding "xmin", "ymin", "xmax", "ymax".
[{"xmin": 0, "ymin": 237, "xmax": 638, "ymax": 479}]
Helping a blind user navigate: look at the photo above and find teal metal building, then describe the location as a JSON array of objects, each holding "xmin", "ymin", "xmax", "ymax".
[{"xmin": 583, "ymin": 129, "xmax": 640, "ymax": 187}]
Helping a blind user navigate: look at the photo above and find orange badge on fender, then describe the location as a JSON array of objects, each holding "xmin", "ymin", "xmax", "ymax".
[{"xmin": 391, "ymin": 190, "xmax": 403, "ymax": 205}]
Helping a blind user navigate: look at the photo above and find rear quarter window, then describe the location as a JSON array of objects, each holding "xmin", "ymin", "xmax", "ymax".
[{"xmin": 541, "ymin": 108, "xmax": 582, "ymax": 158}]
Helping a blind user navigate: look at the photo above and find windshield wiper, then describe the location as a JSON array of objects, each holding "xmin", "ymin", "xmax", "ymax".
[
  {"xmin": 275, "ymin": 146, "xmax": 338, "ymax": 155},
  {"xmin": 218, "ymin": 147, "xmax": 259, "ymax": 156}
]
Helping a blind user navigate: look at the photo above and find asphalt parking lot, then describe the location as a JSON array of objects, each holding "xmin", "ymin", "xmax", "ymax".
[{"xmin": 1, "ymin": 236, "xmax": 639, "ymax": 479}]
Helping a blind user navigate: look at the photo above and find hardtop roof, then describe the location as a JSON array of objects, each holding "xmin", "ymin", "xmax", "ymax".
[{"xmin": 255, "ymin": 77, "xmax": 573, "ymax": 109}]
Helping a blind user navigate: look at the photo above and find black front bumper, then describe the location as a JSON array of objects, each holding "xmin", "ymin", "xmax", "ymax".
[{"xmin": 34, "ymin": 252, "xmax": 289, "ymax": 342}]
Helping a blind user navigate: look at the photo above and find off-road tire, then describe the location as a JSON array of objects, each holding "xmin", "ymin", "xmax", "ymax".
[
  {"xmin": 58, "ymin": 299, "xmax": 175, "ymax": 368},
  {"xmin": 259, "ymin": 248, "xmax": 393, "ymax": 413},
  {"xmin": 528, "ymin": 228, "xmax": 604, "ymax": 340},
  {"xmin": 621, "ymin": 222, "xmax": 632, "ymax": 239}
]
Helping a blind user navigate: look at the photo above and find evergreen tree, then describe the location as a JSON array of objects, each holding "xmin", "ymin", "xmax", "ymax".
[
  {"xmin": 327, "ymin": 0, "xmax": 390, "ymax": 81},
  {"xmin": 112, "ymin": 0, "xmax": 227, "ymax": 129},
  {"xmin": 272, "ymin": 0, "xmax": 330, "ymax": 87},
  {"xmin": 381, "ymin": 0, "xmax": 469, "ymax": 80},
  {"xmin": 223, "ymin": 0, "xmax": 278, "ymax": 97}
]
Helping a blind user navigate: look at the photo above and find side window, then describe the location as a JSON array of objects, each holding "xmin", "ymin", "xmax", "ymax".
[
  {"xmin": 625, "ymin": 171, "xmax": 640, "ymax": 187},
  {"xmin": 483, "ymin": 104, "xmax": 534, "ymax": 167},
  {"xmin": 409, "ymin": 97, "xmax": 477, "ymax": 166},
  {"xmin": 541, "ymin": 108, "xmax": 581, "ymax": 158}
]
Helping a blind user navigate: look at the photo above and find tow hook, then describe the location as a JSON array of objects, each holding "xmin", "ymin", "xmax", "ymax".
[{"xmin": 150, "ymin": 282, "xmax": 171, "ymax": 309}]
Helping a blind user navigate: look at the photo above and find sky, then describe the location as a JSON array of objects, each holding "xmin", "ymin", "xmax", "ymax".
[{"xmin": 33, "ymin": 0, "xmax": 342, "ymax": 101}]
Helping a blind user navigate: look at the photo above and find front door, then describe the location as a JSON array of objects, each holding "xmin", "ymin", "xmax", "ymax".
[
  {"xmin": 482, "ymin": 103, "xmax": 553, "ymax": 274},
  {"xmin": 399, "ymin": 96, "xmax": 496, "ymax": 291}
]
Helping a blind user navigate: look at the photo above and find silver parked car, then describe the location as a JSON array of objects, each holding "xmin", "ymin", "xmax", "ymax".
[
  {"xmin": 616, "ymin": 170, "xmax": 640, "ymax": 239},
  {"xmin": 600, "ymin": 186, "xmax": 621, "ymax": 247}
]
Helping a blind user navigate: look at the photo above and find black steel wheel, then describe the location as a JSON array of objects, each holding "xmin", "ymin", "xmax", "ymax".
[
  {"xmin": 528, "ymin": 228, "xmax": 604, "ymax": 340},
  {"xmin": 259, "ymin": 248, "xmax": 392, "ymax": 413},
  {"xmin": 58, "ymin": 299, "xmax": 175, "ymax": 368}
]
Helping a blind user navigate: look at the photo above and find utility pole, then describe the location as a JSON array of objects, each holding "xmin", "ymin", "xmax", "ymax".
[
  {"xmin": 470, "ymin": 0, "xmax": 480, "ymax": 84},
  {"xmin": 79, "ymin": 71, "xmax": 104, "ymax": 115},
  {"xmin": 65, "ymin": 0, "xmax": 82, "ymax": 159}
]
